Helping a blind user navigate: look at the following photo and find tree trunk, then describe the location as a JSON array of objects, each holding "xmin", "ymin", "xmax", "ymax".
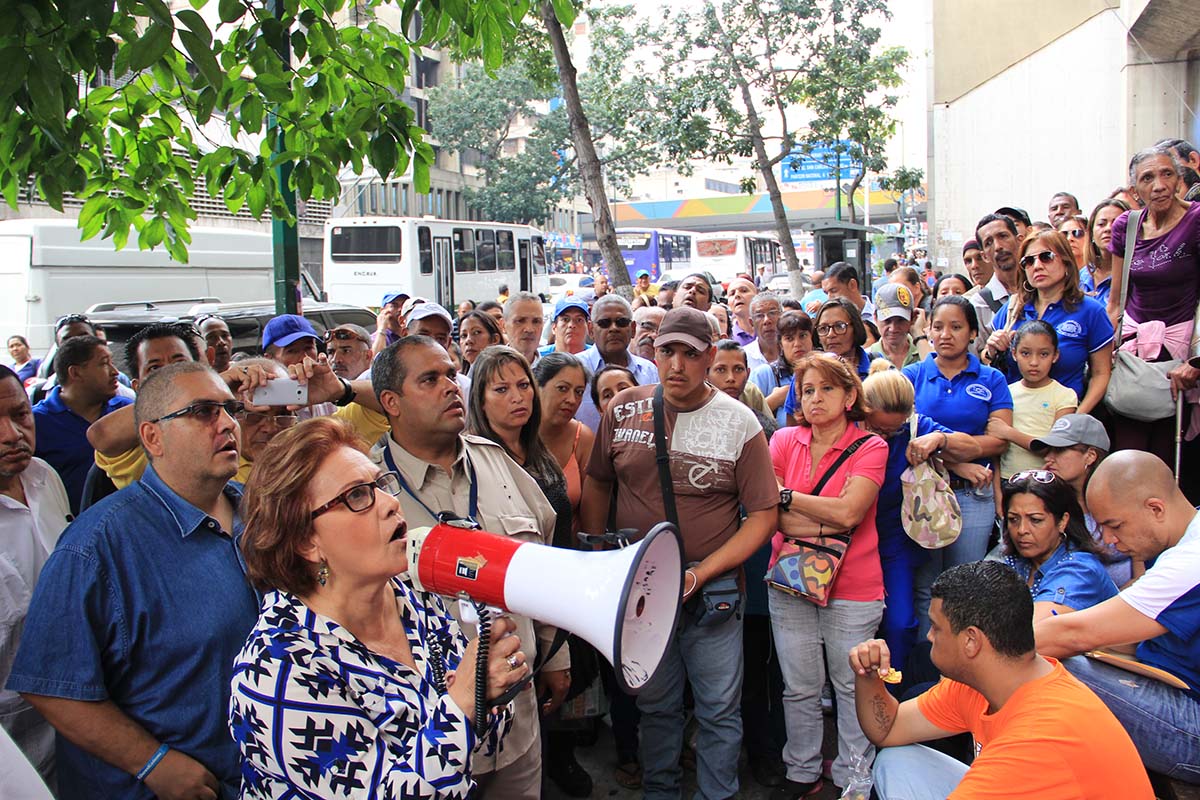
[
  {"xmin": 540, "ymin": 2, "xmax": 632, "ymax": 295},
  {"xmin": 722, "ymin": 33, "xmax": 802, "ymax": 296},
  {"xmin": 846, "ymin": 166, "xmax": 866, "ymax": 226}
]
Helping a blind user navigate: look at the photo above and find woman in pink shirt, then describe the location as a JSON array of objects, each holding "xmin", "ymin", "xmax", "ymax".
[{"xmin": 768, "ymin": 353, "xmax": 887, "ymax": 796}]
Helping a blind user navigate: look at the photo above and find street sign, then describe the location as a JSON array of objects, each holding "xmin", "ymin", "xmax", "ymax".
[{"xmin": 780, "ymin": 141, "xmax": 860, "ymax": 183}]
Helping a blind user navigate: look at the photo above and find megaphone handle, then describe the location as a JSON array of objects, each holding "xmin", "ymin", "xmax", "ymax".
[{"xmin": 473, "ymin": 603, "xmax": 492, "ymax": 738}]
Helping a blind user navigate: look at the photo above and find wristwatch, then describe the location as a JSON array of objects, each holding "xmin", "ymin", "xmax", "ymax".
[
  {"xmin": 334, "ymin": 377, "xmax": 356, "ymax": 407},
  {"xmin": 913, "ymin": 335, "xmax": 928, "ymax": 342},
  {"xmin": 779, "ymin": 488, "xmax": 793, "ymax": 512}
]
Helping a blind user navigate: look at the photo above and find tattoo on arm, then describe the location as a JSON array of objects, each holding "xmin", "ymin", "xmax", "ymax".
[{"xmin": 871, "ymin": 693, "xmax": 895, "ymax": 735}]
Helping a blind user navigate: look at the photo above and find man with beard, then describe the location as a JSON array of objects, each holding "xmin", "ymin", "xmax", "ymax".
[
  {"xmin": 973, "ymin": 212, "xmax": 1023, "ymax": 357},
  {"xmin": 633, "ymin": 305, "xmax": 665, "ymax": 362},
  {"xmin": 33, "ymin": 336, "xmax": 130, "ymax": 514},
  {"xmin": 677, "ymin": 273, "xmax": 714, "ymax": 312},
  {"xmin": 324, "ymin": 323, "xmax": 374, "ymax": 380},
  {"xmin": 0, "ymin": 366, "xmax": 70, "ymax": 787},
  {"xmin": 195, "ymin": 314, "xmax": 233, "ymax": 373},
  {"xmin": 726, "ymin": 277, "xmax": 758, "ymax": 345},
  {"xmin": 367, "ymin": 336, "xmax": 568, "ymax": 798},
  {"xmin": 8, "ymin": 362, "xmax": 261, "ymax": 800},
  {"xmin": 575, "ymin": 295, "xmax": 659, "ymax": 431}
]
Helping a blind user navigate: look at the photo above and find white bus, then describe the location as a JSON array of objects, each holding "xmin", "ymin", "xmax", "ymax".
[
  {"xmin": 323, "ymin": 216, "xmax": 549, "ymax": 309},
  {"xmin": 0, "ymin": 219, "xmax": 283, "ymax": 352},
  {"xmin": 693, "ymin": 231, "xmax": 783, "ymax": 282}
]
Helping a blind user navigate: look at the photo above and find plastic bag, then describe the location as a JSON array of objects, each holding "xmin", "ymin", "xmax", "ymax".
[{"xmin": 838, "ymin": 750, "xmax": 873, "ymax": 800}]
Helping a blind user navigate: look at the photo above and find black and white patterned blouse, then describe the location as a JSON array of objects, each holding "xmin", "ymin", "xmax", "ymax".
[{"xmin": 229, "ymin": 578, "xmax": 509, "ymax": 799}]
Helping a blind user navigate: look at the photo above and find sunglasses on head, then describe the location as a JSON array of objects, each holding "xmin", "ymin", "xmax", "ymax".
[
  {"xmin": 1005, "ymin": 469, "xmax": 1056, "ymax": 487},
  {"xmin": 595, "ymin": 317, "xmax": 632, "ymax": 330},
  {"xmin": 324, "ymin": 329, "xmax": 367, "ymax": 343},
  {"xmin": 1019, "ymin": 251, "xmax": 1057, "ymax": 269},
  {"xmin": 55, "ymin": 314, "xmax": 92, "ymax": 331}
]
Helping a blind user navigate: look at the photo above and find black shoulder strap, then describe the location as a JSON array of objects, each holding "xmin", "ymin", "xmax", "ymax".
[
  {"xmin": 811, "ymin": 435, "xmax": 872, "ymax": 497},
  {"xmin": 979, "ymin": 286, "xmax": 1002, "ymax": 314},
  {"xmin": 652, "ymin": 384, "xmax": 679, "ymax": 526}
]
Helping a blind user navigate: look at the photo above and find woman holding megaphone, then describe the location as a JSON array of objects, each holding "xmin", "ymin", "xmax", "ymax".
[{"xmin": 231, "ymin": 417, "xmax": 526, "ymax": 799}]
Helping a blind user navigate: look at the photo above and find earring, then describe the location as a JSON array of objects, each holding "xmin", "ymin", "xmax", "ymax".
[{"xmin": 317, "ymin": 560, "xmax": 329, "ymax": 587}]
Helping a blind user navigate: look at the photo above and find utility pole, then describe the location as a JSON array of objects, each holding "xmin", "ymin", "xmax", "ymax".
[{"xmin": 270, "ymin": 0, "xmax": 300, "ymax": 315}]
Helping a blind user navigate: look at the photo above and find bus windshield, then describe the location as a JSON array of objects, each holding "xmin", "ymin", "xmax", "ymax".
[{"xmin": 330, "ymin": 226, "xmax": 402, "ymax": 262}]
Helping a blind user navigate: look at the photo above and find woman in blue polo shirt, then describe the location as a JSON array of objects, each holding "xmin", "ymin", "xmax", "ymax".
[
  {"xmin": 783, "ymin": 298, "xmax": 879, "ymax": 423},
  {"xmin": 983, "ymin": 229, "xmax": 1113, "ymax": 413},
  {"xmin": 903, "ymin": 296, "xmax": 1013, "ymax": 633}
]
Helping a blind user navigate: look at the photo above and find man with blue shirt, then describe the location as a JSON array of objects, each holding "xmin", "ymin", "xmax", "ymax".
[
  {"xmin": 575, "ymin": 294, "xmax": 659, "ymax": 431},
  {"xmin": 8, "ymin": 362, "xmax": 260, "ymax": 800},
  {"xmin": 32, "ymin": 336, "xmax": 131, "ymax": 514},
  {"xmin": 1036, "ymin": 451, "xmax": 1200, "ymax": 781}
]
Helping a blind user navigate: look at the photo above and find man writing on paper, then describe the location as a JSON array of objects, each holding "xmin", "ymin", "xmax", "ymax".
[{"xmin": 1036, "ymin": 450, "xmax": 1200, "ymax": 782}]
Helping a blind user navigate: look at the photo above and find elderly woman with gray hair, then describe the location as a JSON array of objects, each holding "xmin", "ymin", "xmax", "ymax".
[{"xmin": 1106, "ymin": 144, "xmax": 1200, "ymax": 483}]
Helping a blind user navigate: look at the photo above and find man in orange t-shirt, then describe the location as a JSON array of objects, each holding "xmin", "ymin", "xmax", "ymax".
[{"xmin": 849, "ymin": 561, "xmax": 1151, "ymax": 799}]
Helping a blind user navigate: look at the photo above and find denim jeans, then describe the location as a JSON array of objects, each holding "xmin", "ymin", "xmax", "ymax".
[
  {"xmin": 873, "ymin": 744, "xmax": 968, "ymax": 799},
  {"xmin": 914, "ymin": 485, "xmax": 995, "ymax": 636},
  {"xmin": 637, "ymin": 600, "xmax": 745, "ymax": 800},
  {"xmin": 1063, "ymin": 655, "xmax": 1200, "ymax": 782},
  {"xmin": 879, "ymin": 547, "xmax": 926, "ymax": 672},
  {"xmin": 768, "ymin": 591, "xmax": 884, "ymax": 787}
]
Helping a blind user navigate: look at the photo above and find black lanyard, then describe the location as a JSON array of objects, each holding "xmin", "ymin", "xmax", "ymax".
[{"xmin": 382, "ymin": 443, "xmax": 479, "ymax": 523}]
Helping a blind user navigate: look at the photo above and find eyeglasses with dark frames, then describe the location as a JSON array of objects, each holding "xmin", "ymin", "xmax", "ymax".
[
  {"xmin": 310, "ymin": 472, "xmax": 402, "ymax": 520},
  {"xmin": 594, "ymin": 317, "xmax": 633, "ymax": 330},
  {"xmin": 151, "ymin": 400, "xmax": 244, "ymax": 425},
  {"xmin": 816, "ymin": 321, "xmax": 851, "ymax": 337},
  {"xmin": 1018, "ymin": 251, "xmax": 1057, "ymax": 269}
]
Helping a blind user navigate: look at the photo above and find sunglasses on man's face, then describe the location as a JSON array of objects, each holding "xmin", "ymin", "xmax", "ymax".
[
  {"xmin": 1019, "ymin": 251, "xmax": 1057, "ymax": 269},
  {"xmin": 151, "ymin": 400, "xmax": 244, "ymax": 425},
  {"xmin": 595, "ymin": 317, "xmax": 632, "ymax": 330}
]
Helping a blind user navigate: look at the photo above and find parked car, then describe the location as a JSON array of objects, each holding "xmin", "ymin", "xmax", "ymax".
[
  {"xmin": 763, "ymin": 272, "xmax": 811, "ymax": 298},
  {"xmin": 546, "ymin": 273, "xmax": 591, "ymax": 303}
]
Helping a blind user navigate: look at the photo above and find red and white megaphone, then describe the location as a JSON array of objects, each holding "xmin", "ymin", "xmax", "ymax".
[{"xmin": 407, "ymin": 521, "xmax": 682, "ymax": 693}]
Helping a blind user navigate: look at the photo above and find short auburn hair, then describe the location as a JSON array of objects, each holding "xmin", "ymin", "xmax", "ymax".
[
  {"xmin": 240, "ymin": 417, "xmax": 370, "ymax": 594},
  {"xmin": 791, "ymin": 352, "xmax": 870, "ymax": 425}
]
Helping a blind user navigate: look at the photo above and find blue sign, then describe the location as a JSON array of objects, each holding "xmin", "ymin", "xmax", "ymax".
[{"xmin": 780, "ymin": 141, "xmax": 860, "ymax": 183}]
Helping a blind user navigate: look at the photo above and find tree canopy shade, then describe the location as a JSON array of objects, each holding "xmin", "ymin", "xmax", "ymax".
[{"xmin": 0, "ymin": 0, "xmax": 555, "ymax": 261}]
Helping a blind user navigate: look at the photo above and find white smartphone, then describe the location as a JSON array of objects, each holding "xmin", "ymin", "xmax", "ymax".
[{"xmin": 250, "ymin": 378, "xmax": 308, "ymax": 407}]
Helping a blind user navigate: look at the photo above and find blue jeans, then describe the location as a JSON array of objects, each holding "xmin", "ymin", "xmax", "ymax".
[
  {"xmin": 914, "ymin": 485, "xmax": 995, "ymax": 636},
  {"xmin": 769, "ymin": 591, "xmax": 884, "ymax": 787},
  {"xmin": 879, "ymin": 545, "xmax": 926, "ymax": 672},
  {"xmin": 1064, "ymin": 655, "xmax": 1200, "ymax": 782},
  {"xmin": 873, "ymin": 744, "xmax": 968, "ymax": 799},
  {"xmin": 637, "ymin": 600, "xmax": 744, "ymax": 799}
]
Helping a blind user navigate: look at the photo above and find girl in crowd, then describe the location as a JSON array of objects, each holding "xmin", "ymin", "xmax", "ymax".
[
  {"xmin": 999, "ymin": 470, "xmax": 1118, "ymax": 621},
  {"xmin": 710, "ymin": 340, "xmax": 777, "ymax": 437},
  {"xmin": 933, "ymin": 273, "xmax": 971, "ymax": 299},
  {"xmin": 986, "ymin": 321, "xmax": 1078, "ymax": 480},
  {"xmin": 1085, "ymin": 198, "xmax": 1130, "ymax": 307},
  {"xmin": 903, "ymin": 296, "xmax": 1013, "ymax": 631},
  {"xmin": 232, "ymin": 418, "xmax": 524, "ymax": 798},
  {"xmin": 782, "ymin": 299, "xmax": 878, "ymax": 425},
  {"xmin": 1034, "ymin": 413, "xmax": 1136, "ymax": 587},
  {"xmin": 591, "ymin": 365, "xmax": 638, "ymax": 419},
  {"xmin": 458, "ymin": 310, "xmax": 504, "ymax": 375},
  {"xmin": 750, "ymin": 311, "xmax": 815, "ymax": 428},
  {"xmin": 861, "ymin": 368, "xmax": 980, "ymax": 672},
  {"xmin": 770, "ymin": 353, "xmax": 888, "ymax": 795},
  {"xmin": 1107, "ymin": 145, "xmax": 1200, "ymax": 465},
  {"xmin": 467, "ymin": 346, "xmax": 586, "ymax": 792},
  {"xmin": 1057, "ymin": 214, "xmax": 1093, "ymax": 292},
  {"xmin": 985, "ymin": 230, "xmax": 1113, "ymax": 415}
]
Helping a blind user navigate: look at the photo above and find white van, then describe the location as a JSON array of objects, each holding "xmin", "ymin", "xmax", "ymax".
[{"xmin": 0, "ymin": 219, "xmax": 278, "ymax": 351}]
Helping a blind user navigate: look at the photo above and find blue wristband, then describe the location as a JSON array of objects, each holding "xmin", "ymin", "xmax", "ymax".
[{"xmin": 136, "ymin": 744, "xmax": 170, "ymax": 782}]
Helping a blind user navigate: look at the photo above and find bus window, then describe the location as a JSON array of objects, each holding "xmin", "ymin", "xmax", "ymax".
[
  {"xmin": 453, "ymin": 228, "xmax": 476, "ymax": 272},
  {"xmin": 330, "ymin": 225, "xmax": 402, "ymax": 262},
  {"xmin": 476, "ymin": 229, "xmax": 496, "ymax": 271},
  {"xmin": 496, "ymin": 230, "xmax": 515, "ymax": 270},
  {"xmin": 532, "ymin": 236, "xmax": 547, "ymax": 274},
  {"xmin": 662, "ymin": 234, "xmax": 692, "ymax": 270},
  {"xmin": 418, "ymin": 226, "xmax": 433, "ymax": 275}
]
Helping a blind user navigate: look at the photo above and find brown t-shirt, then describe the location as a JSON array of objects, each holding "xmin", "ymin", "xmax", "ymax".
[{"xmin": 588, "ymin": 384, "xmax": 777, "ymax": 561}]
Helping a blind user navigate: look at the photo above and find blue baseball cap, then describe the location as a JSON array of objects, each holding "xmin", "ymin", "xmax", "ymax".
[
  {"xmin": 262, "ymin": 314, "xmax": 321, "ymax": 349},
  {"xmin": 578, "ymin": 276, "xmax": 595, "ymax": 287},
  {"xmin": 554, "ymin": 297, "xmax": 590, "ymax": 320},
  {"xmin": 636, "ymin": 269, "xmax": 651, "ymax": 278},
  {"xmin": 381, "ymin": 292, "xmax": 409, "ymax": 307}
]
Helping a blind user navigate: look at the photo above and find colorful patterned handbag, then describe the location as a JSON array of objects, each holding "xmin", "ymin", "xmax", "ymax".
[
  {"xmin": 766, "ymin": 436, "xmax": 872, "ymax": 607},
  {"xmin": 900, "ymin": 415, "xmax": 962, "ymax": 549}
]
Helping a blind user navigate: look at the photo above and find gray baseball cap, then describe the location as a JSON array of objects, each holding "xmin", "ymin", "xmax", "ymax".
[{"xmin": 1030, "ymin": 414, "xmax": 1110, "ymax": 452}]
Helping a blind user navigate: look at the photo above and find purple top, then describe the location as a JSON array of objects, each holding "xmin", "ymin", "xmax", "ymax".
[{"xmin": 1109, "ymin": 202, "xmax": 1200, "ymax": 327}]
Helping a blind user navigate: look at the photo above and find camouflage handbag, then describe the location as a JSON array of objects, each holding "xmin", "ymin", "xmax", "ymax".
[{"xmin": 899, "ymin": 415, "xmax": 962, "ymax": 549}]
